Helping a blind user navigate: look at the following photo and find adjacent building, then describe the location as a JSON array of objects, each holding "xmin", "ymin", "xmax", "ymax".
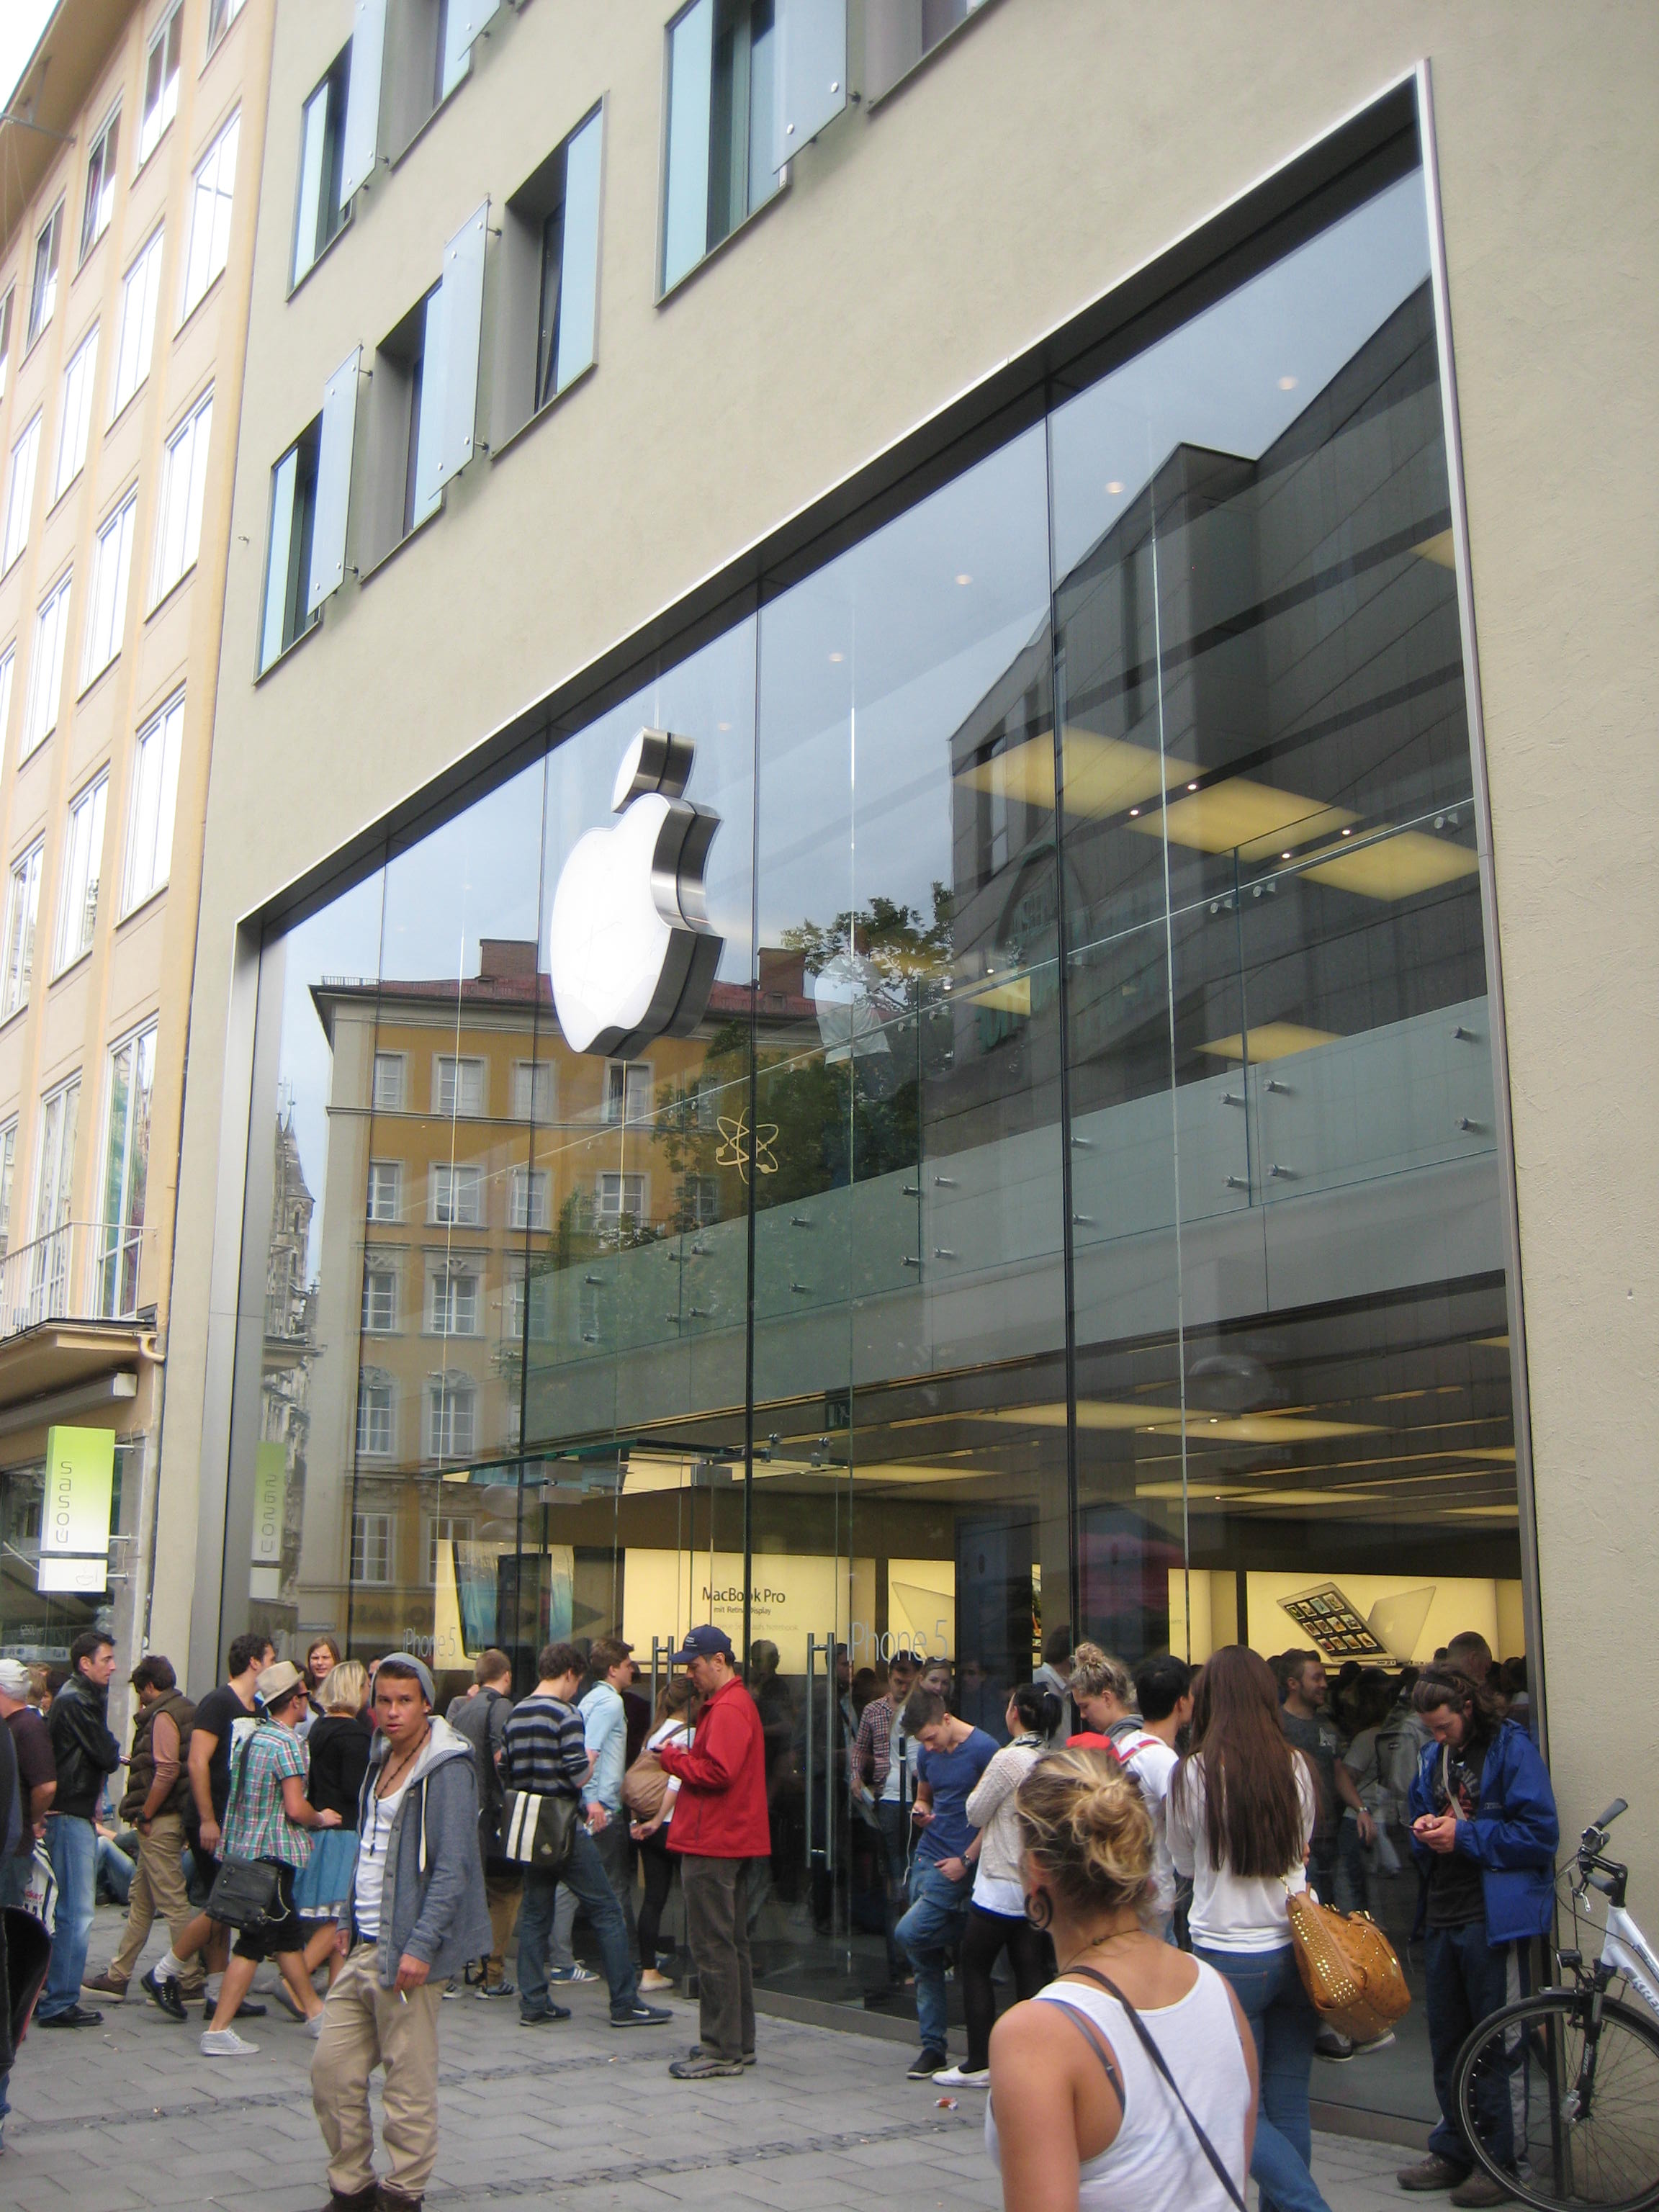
[{"xmin": 0, "ymin": 0, "xmax": 272, "ymax": 1674}]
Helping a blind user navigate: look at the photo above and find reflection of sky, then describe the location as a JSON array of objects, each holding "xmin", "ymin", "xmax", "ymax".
[{"xmin": 1050, "ymin": 174, "xmax": 1431, "ymax": 577}]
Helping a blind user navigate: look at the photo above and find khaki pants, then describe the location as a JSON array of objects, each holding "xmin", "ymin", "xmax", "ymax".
[
  {"xmin": 108, "ymin": 1812, "xmax": 204, "ymax": 1994},
  {"xmin": 485, "ymin": 1866, "xmax": 521, "ymax": 1982},
  {"xmin": 681, "ymin": 1854, "xmax": 755, "ymax": 2063},
  {"xmin": 312, "ymin": 1941, "xmax": 443, "ymax": 2203}
]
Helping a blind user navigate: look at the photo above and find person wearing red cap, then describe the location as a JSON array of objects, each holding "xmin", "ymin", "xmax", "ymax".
[{"xmin": 655, "ymin": 1627, "xmax": 770, "ymax": 2079}]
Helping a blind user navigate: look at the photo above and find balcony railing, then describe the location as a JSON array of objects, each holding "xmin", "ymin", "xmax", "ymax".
[{"xmin": 0, "ymin": 1220, "xmax": 149, "ymax": 1341}]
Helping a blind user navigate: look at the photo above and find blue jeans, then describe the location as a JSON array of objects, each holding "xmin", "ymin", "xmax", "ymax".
[
  {"xmin": 37, "ymin": 1814, "xmax": 97, "ymax": 2021},
  {"xmin": 874, "ymin": 1802, "xmax": 912, "ymax": 1974},
  {"xmin": 518, "ymin": 1826, "xmax": 639, "ymax": 2021},
  {"xmin": 896, "ymin": 1857, "xmax": 971, "ymax": 2055},
  {"xmin": 1425, "ymin": 1924, "xmax": 1527, "ymax": 2172},
  {"xmin": 1197, "ymin": 1943, "xmax": 1332, "ymax": 2212}
]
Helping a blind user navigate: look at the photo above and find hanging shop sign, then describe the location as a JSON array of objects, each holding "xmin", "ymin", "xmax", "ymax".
[{"xmin": 36, "ymin": 1425, "xmax": 115, "ymax": 1593}]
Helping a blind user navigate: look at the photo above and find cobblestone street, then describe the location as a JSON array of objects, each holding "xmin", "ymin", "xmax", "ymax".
[{"xmin": 0, "ymin": 1905, "xmax": 1418, "ymax": 2212}]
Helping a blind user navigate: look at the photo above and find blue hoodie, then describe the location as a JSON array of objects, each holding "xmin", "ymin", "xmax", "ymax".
[{"xmin": 1407, "ymin": 1717, "xmax": 1558, "ymax": 1942}]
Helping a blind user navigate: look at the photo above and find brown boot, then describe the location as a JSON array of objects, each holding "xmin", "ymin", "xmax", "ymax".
[
  {"xmin": 325, "ymin": 2189, "xmax": 379, "ymax": 2212},
  {"xmin": 377, "ymin": 2193, "xmax": 423, "ymax": 2212},
  {"xmin": 1398, "ymin": 2157, "xmax": 1467, "ymax": 2193},
  {"xmin": 81, "ymin": 1970, "xmax": 127, "ymax": 2000}
]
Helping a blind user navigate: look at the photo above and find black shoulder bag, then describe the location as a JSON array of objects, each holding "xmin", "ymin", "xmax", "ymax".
[
  {"xmin": 1058, "ymin": 1966, "xmax": 1248, "ymax": 2212},
  {"xmin": 204, "ymin": 1735, "xmax": 286, "ymax": 1932}
]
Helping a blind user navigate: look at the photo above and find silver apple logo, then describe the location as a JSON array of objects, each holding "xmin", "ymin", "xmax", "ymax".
[{"xmin": 548, "ymin": 728, "xmax": 724, "ymax": 1056}]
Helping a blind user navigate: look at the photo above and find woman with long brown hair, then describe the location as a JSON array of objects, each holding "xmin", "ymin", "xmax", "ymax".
[{"xmin": 1166, "ymin": 1645, "xmax": 1331, "ymax": 2212}]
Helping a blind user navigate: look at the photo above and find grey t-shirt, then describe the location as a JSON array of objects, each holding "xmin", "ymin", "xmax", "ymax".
[{"xmin": 1280, "ymin": 1708, "xmax": 1342, "ymax": 1847}]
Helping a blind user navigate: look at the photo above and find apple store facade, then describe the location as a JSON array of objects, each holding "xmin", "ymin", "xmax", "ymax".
[{"xmin": 221, "ymin": 90, "xmax": 1533, "ymax": 2109}]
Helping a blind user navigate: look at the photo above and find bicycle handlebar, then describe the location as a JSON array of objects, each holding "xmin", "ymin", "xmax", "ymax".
[{"xmin": 1586, "ymin": 1799, "xmax": 1628, "ymax": 1838}]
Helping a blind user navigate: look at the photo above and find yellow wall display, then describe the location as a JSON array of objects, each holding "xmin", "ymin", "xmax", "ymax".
[
  {"xmin": 623, "ymin": 1549, "xmax": 875, "ymax": 1673},
  {"xmin": 884, "ymin": 1558, "xmax": 958, "ymax": 1666},
  {"xmin": 1169, "ymin": 1568, "xmax": 1527, "ymax": 1665}
]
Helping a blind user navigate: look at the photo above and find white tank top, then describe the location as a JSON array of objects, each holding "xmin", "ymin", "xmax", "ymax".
[{"xmin": 986, "ymin": 1968, "xmax": 1249, "ymax": 2212}]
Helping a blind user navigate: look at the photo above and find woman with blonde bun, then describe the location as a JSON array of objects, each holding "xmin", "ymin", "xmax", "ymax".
[{"xmin": 987, "ymin": 1750, "xmax": 1256, "ymax": 2212}]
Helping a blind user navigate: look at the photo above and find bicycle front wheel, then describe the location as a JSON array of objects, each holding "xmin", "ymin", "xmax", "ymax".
[{"xmin": 1453, "ymin": 1989, "xmax": 1659, "ymax": 2212}]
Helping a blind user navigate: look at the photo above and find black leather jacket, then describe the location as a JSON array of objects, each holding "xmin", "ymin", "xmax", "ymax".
[{"xmin": 46, "ymin": 1674, "xmax": 122, "ymax": 1819}]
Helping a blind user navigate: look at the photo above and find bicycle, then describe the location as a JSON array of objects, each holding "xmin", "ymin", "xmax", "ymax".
[{"xmin": 1452, "ymin": 1798, "xmax": 1659, "ymax": 2212}]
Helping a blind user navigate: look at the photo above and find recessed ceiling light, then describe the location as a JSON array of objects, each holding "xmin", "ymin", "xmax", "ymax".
[
  {"xmin": 955, "ymin": 573, "xmax": 973, "ymax": 586},
  {"xmin": 717, "ymin": 720, "xmax": 732, "ymax": 731},
  {"xmin": 1341, "ymin": 827, "xmax": 1352, "ymax": 836},
  {"xmin": 828, "ymin": 651, "xmax": 844, "ymax": 663},
  {"xmin": 1281, "ymin": 850, "xmax": 1292, "ymax": 860},
  {"xmin": 1187, "ymin": 781, "xmax": 1200, "ymax": 792},
  {"xmin": 1105, "ymin": 480, "xmax": 1124, "ymax": 495},
  {"xmin": 1128, "ymin": 806, "xmax": 1140, "ymax": 817},
  {"xmin": 1279, "ymin": 375, "xmax": 1298, "ymax": 390}
]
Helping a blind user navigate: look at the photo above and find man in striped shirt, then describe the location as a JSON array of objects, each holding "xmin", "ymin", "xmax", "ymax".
[{"xmin": 500, "ymin": 1642, "xmax": 670, "ymax": 2032}]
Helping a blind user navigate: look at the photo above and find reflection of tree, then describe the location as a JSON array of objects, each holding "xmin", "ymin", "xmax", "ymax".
[{"xmin": 781, "ymin": 886, "xmax": 954, "ymax": 983}]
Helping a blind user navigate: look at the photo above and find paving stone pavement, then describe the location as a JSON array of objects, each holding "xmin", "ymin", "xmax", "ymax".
[{"xmin": 0, "ymin": 1905, "xmax": 1413, "ymax": 2211}]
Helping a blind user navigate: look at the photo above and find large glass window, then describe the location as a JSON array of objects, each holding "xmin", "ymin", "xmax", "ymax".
[
  {"xmin": 123, "ymin": 688, "xmax": 184, "ymax": 909},
  {"xmin": 53, "ymin": 326, "xmax": 100, "ymax": 503},
  {"xmin": 181, "ymin": 112, "xmax": 240, "ymax": 322},
  {"xmin": 53, "ymin": 772, "xmax": 108, "ymax": 974},
  {"xmin": 1, "ymin": 843, "xmax": 43, "ymax": 1020},
  {"xmin": 661, "ymin": 0, "xmax": 778, "ymax": 293},
  {"xmin": 220, "ymin": 126, "xmax": 1527, "ymax": 2114},
  {"xmin": 83, "ymin": 492, "xmax": 137, "ymax": 686},
  {"xmin": 111, "ymin": 228, "xmax": 163, "ymax": 421},
  {"xmin": 151, "ymin": 388, "xmax": 213, "ymax": 605},
  {"xmin": 3, "ymin": 412, "xmax": 42, "ymax": 574},
  {"xmin": 22, "ymin": 570, "xmax": 71, "ymax": 756}
]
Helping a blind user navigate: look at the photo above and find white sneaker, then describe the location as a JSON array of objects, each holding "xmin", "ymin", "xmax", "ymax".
[
  {"xmin": 933, "ymin": 2064, "xmax": 990, "ymax": 2087},
  {"xmin": 302, "ymin": 2013, "xmax": 325, "ymax": 2039},
  {"xmin": 201, "ymin": 2027, "xmax": 259, "ymax": 2056}
]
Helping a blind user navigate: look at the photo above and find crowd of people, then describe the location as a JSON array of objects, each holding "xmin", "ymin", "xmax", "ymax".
[{"xmin": 0, "ymin": 1614, "xmax": 1557, "ymax": 2212}]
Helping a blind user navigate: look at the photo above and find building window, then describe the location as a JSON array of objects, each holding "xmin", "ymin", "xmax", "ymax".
[
  {"xmin": 2, "ymin": 413, "xmax": 41, "ymax": 574},
  {"xmin": 0, "ymin": 1118, "xmax": 16, "ymax": 1264},
  {"xmin": 596, "ymin": 1171, "xmax": 647, "ymax": 1233},
  {"xmin": 258, "ymin": 418, "xmax": 320, "ymax": 671},
  {"xmin": 504, "ymin": 1257, "xmax": 526, "ymax": 1343},
  {"xmin": 82, "ymin": 492, "xmax": 137, "ymax": 688},
  {"xmin": 80, "ymin": 107, "xmax": 120, "ymax": 263},
  {"xmin": 22, "ymin": 571, "xmax": 72, "ymax": 757},
  {"xmin": 512, "ymin": 1061, "xmax": 553, "ymax": 1123},
  {"xmin": 356, "ymin": 1369, "xmax": 394, "ymax": 1457},
  {"xmin": 111, "ymin": 228, "xmax": 163, "ymax": 421},
  {"xmin": 53, "ymin": 772, "xmax": 108, "ymax": 974},
  {"xmin": 602, "ymin": 1059, "xmax": 653, "ymax": 1124},
  {"xmin": 206, "ymin": 0, "xmax": 248, "ymax": 58},
  {"xmin": 433, "ymin": 1056, "xmax": 485, "ymax": 1118},
  {"xmin": 367, "ymin": 1160, "xmax": 401, "ymax": 1221},
  {"xmin": 426, "ymin": 1374, "xmax": 476, "ymax": 1461},
  {"xmin": 509, "ymin": 1166, "xmax": 549, "ymax": 1232},
  {"xmin": 32, "ymin": 1075, "xmax": 79, "ymax": 1246},
  {"xmin": 350, "ymin": 1508, "xmax": 392, "ymax": 1583},
  {"xmin": 139, "ymin": 4, "xmax": 184, "ymax": 168},
  {"xmin": 496, "ymin": 107, "xmax": 603, "ymax": 446},
  {"xmin": 426, "ymin": 1511, "xmax": 475, "ymax": 1583},
  {"xmin": 429, "ymin": 1162, "xmax": 483, "ymax": 1227},
  {"xmin": 0, "ymin": 287, "xmax": 12, "ymax": 403},
  {"xmin": 0, "ymin": 647, "xmax": 14, "ymax": 754},
  {"xmin": 1, "ymin": 845, "xmax": 42, "ymax": 1020},
  {"xmin": 181, "ymin": 112, "xmax": 240, "ymax": 322},
  {"xmin": 866, "ymin": 0, "xmax": 992, "ymax": 103},
  {"xmin": 293, "ymin": 47, "xmax": 351, "ymax": 287},
  {"xmin": 370, "ymin": 285, "xmax": 444, "ymax": 554},
  {"xmin": 427, "ymin": 1259, "xmax": 480, "ymax": 1336},
  {"xmin": 661, "ymin": 0, "xmax": 778, "ymax": 295},
  {"xmin": 680, "ymin": 1173, "xmax": 719, "ymax": 1228},
  {"xmin": 361, "ymin": 1263, "xmax": 398, "ymax": 1333},
  {"xmin": 27, "ymin": 199, "xmax": 63, "ymax": 347},
  {"xmin": 53, "ymin": 327, "xmax": 99, "ymax": 503},
  {"xmin": 99, "ymin": 1021, "xmax": 155, "ymax": 1316},
  {"xmin": 122, "ymin": 688, "xmax": 184, "ymax": 909},
  {"xmin": 151, "ymin": 387, "xmax": 212, "ymax": 604},
  {"xmin": 373, "ymin": 1051, "xmax": 406, "ymax": 1110}
]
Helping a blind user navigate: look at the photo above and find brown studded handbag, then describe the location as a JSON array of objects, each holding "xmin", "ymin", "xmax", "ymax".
[{"xmin": 1284, "ymin": 1881, "xmax": 1411, "ymax": 2043}]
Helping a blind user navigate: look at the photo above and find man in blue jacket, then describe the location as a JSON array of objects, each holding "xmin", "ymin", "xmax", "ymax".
[
  {"xmin": 312, "ymin": 1655, "xmax": 493, "ymax": 2212},
  {"xmin": 1396, "ymin": 1663, "xmax": 1557, "ymax": 2206}
]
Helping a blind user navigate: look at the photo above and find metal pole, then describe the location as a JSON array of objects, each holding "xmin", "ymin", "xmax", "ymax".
[
  {"xmin": 824, "ymin": 1627, "xmax": 837, "ymax": 1877},
  {"xmin": 805, "ymin": 1634, "xmax": 819, "ymax": 1871}
]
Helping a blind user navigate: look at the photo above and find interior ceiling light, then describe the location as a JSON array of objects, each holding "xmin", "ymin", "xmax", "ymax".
[
  {"xmin": 1105, "ymin": 480, "xmax": 1125, "ymax": 494},
  {"xmin": 1197, "ymin": 1022, "xmax": 1342, "ymax": 1062},
  {"xmin": 976, "ymin": 1401, "xmax": 1379, "ymax": 1442},
  {"xmin": 1278, "ymin": 375, "xmax": 1299, "ymax": 390},
  {"xmin": 1443, "ymin": 1504, "xmax": 1520, "ymax": 1517},
  {"xmin": 1131, "ymin": 778, "xmax": 1359, "ymax": 861},
  {"xmin": 1300, "ymin": 832, "xmax": 1479, "ymax": 901}
]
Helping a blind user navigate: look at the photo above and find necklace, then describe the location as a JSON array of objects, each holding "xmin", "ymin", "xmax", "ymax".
[
  {"xmin": 364, "ymin": 1730, "xmax": 428, "ymax": 1856},
  {"xmin": 1057, "ymin": 1922, "xmax": 1146, "ymax": 1977}
]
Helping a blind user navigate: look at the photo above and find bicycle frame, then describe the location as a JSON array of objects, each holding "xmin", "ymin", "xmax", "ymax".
[{"xmin": 1593, "ymin": 1902, "xmax": 1659, "ymax": 2027}]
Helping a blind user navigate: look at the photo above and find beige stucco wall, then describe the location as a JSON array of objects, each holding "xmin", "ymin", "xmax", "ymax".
[{"xmin": 158, "ymin": 0, "xmax": 1657, "ymax": 1883}]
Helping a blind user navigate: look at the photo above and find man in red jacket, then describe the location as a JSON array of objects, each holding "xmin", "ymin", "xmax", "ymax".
[{"xmin": 656, "ymin": 1627, "xmax": 769, "ymax": 2079}]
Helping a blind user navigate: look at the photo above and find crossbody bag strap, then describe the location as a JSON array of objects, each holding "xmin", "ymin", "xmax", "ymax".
[
  {"xmin": 1051, "ymin": 1998, "xmax": 1127, "ymax": 2108},
  {"xmin": 1064, "ymin": 1968, "xmax": 1247, "ymax": 2212}
]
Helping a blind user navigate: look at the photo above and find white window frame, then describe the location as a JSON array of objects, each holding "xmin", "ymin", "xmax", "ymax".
[
  {"xmin": 424, "ymin": 1510, "xmax": 475, "ymax": 1585},
  {"xmin": 0, "ymin": 645, "xmax": 14, "ymax": 757},
  {"xmin": 150, "ymin": 386, "xmax": 213, "ymax": 606},
  {"xmin": 426, "ymin": 1257, "xmax": 481, "ymax": 1337},
  {"xmin": 372, "ymin": 1051, "xmax": 406, "ymax": 1110},
  {"xmin": 82, "ymin": 490, "xmax": 137, "ymax": 688},
  {"xmin": 0, "ymin": 1116, "xmax": 17, "ymax": 1261},
  {"xmin": 99, "ymin": 1019, "xmax": 156, "ymax": 1316},
  {"xmin": 426, "ymin": 1373, "xmax": 477, "ymax": 1462},
  {"xmin": 138, "ymin": 3, "xmax": 184, "ymax": 169},
  {"xmin": 3, "ymin": 412, "xmax": 42, "ymax": 575},
  {"xmin": 512, "ymin": 1058, "xmax": 553, "ymax": 1122},
  {"xmin": 433, "ymin": 1053, "xmax": 485, "ymax": 1118},
  {"xmin": 27, "ymin": 199, "xmax": 63, "ymax": 348},
  {"xmin": 356, "ymin": 1368, "xmax": 395, "ymax": 1458},
  {"xmin": 350, "ymin": 1507, "xmax": 393, "ymax": 1583},
  {"xmin": 428, "ymin": 1161, "xmax": 483, "ymax": 1228},
  {"xmin": 110, "ymin": 227, "xmax": 163, "ymax": 422},
  {"xmin": 366, "ymin": 1159, "xmax": 402, "ymax": 1222},
  {"xmin": 1, "ymin": 842, "xmax": 43, "ymax": 1020},
  {"xmin": 596, "ymin": 1169, "xmax": 647, "ymax": 1229},
  {"xmin": 122, "ymin": 686, "xmax": 184, "ymax": 912},
  {"xmin": 292, "ymin": 46, "xmax": 351, "ymax": 289},
  {"xmin": 206, "ymin": 0, "xmax": 248, "ymax": 59},
  {"xmin": 22, "ymin": 570, "xmax": 72, "ymax": 758},
  {"xmin": 79, "ymin": 105, "xmax": 121, "ymax": 264},
  {"xmin": 53, "ymin": 326, "xmax": 99, "ymax": 502},
  {"xmin": 361, "ymin": 1259, "xmax": 398, "ymax": 1333},
  {"xmin": 509, "ymin": 1165, "xmax": 549, "ymax": 1232},
  {"xmin": 53, "ymin": 770, "xmax": 109, "ymax": 976},
  {"xmin": 602, "ymin": 1058, "xmax": 654, "ymax": 1125},
  {"xmin": 0, "ymin": 286, "xmax": 13, "ymax": 405},
  {"xmin": 181, "ymin": 111, "xmax": 240, "ymax": 323}
]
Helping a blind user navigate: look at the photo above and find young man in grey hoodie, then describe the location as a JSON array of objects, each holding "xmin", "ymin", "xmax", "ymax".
[{"xmin": 312, "ymin": 1654, "xmax": 492, "ymax": 2212}]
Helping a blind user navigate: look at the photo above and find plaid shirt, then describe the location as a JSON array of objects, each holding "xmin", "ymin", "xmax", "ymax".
[
  {"xmin": 221, "ymin": 1722, "xmax": 312, "ymax": 1868},
  {"xmin": 850, "ymin": 1696, "xmax": 913, "ymax": 1805}
]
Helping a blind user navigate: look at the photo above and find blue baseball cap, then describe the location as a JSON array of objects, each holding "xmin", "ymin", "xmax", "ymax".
[{"xmin": 671, "ymin": 1625, "xmax": 734, "ymax": 1664}]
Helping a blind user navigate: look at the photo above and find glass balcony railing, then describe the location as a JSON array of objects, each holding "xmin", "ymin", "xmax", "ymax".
[{"xmin": 0, "ymin": 1220, "xmax": 150, "ymax": 1339}]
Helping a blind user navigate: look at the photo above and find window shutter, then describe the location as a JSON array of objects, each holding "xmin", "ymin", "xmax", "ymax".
[
  {"xmin": 434, "ymin": 200, "xmax": 488, "ymax": 488},
  {"xmin": 554, "ymin": 109, "xmax": 603, "ymax": 392},
  {"xmin": 772, "ymin": 0, "xmax": 848, "ymax": 173},
  {"xmin": 339, "ymin": 0, "xmax": 388, "ymax": 207},
  {"xmin": 441, "ymin": 0, "xmax": 501, "ymax": 98},
  {"xmin": 307, "ymin": 347, "xmax": 360, "ymax": 613}
]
